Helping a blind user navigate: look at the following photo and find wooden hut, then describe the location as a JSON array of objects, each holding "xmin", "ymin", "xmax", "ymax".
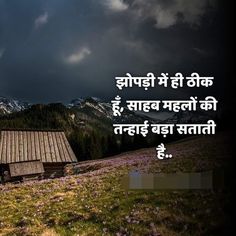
[{"xmin": 0, "ymin": 130, "xmax": 77, "ymax": 182}]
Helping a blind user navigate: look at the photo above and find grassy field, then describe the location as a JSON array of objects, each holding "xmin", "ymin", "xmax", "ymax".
[{"xmin": 0, "ymin": 132, "xmax": 232, "ymax": 236}]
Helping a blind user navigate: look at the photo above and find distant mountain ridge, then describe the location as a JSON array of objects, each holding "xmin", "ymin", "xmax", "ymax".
[
  {"xmin": 0, "ymin": 95, "xmax": 214, "ymax": 124},
  {"xmin": 0, "ymin": 96, "xmax": 30, "ymax": 115}
]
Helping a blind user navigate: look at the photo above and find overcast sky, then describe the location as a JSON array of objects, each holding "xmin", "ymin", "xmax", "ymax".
[{"xmin": 0, "ymin": 0, "xmax": 227, "ymax": 103}]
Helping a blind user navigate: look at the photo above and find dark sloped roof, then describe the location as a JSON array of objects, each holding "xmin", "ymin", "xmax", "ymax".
[{"xmin": 0, "ymin": 130, "xmax": 77, "ymax": 164}]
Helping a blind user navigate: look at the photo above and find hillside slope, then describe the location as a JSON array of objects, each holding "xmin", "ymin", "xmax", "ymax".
[{"xmin": 0, "ymin": 132, "xmax": 232, "ymax": 236}]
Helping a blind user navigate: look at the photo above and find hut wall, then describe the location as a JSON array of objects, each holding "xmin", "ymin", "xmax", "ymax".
[
  {"xmin": 0, "ymin": 163, "xmax": 68, "ymax": 183},
  {"xmin": 0, "ymin": 164, "xmax": 22, "ymax": 183},
  {"xmin": 43, "ymin": 163, "xmax": 67, "ymax": 178}
]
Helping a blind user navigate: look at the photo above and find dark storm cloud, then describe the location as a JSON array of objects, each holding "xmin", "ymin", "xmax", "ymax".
[{"xmin": 0, "ymin": 0, "xmax": 223, "ymax": 103}]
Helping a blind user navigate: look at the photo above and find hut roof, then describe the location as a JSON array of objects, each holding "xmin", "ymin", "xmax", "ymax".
[{"xmin": 0, "ymin": 130, "xmax": 77, "ymax": 164}]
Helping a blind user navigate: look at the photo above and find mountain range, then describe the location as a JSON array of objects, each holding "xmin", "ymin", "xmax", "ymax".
[
  {"xmin": 0, "ymin": 96, "xmax": 29, "ymax": 115},
  {"xmin": 0, "ymin": 96, "xmax": 214, "ymax": 124}
]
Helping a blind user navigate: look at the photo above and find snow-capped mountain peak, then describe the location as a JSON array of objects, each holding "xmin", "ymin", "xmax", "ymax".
[
  {"xmin": 0, "ymin": 96, "xmax": 29, "ymax": 115},
  {"xmin": 68, "ymin": 98, "xmax": 84, "ymax": 108}
]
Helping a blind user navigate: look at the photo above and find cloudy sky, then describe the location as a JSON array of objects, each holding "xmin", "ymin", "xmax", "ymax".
[{"xmin": 0, "ymin": 0, "xmax": 228, "ymax": 103}]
